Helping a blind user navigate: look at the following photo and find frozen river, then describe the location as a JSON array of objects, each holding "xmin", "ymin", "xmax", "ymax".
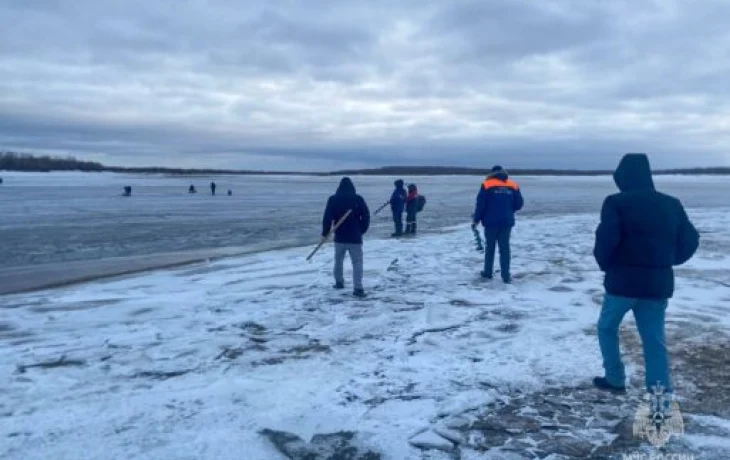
[{"xmin": 0, "ymin": 171, "xmax": 728, "ymax": 293}]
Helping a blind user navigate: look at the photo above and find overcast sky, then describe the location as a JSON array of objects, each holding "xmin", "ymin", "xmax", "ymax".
[{"xmin": 1, "ymin": 0, "xmax": 730, "ymax": 171}]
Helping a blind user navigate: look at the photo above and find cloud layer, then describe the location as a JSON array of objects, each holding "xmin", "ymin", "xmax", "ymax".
[{"xmin": 2, "ymin": 0, "xmax": 730, "ymax": 170}]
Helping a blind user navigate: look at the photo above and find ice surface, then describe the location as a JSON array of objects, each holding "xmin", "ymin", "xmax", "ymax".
[
  {"xmin": 3, "ymin": 171, "xmax": 730, "ymax": 293},
  {"xmin": 1, "ymin": 208, "xmax": 729, "ymax": 459},
  {"xmin": 409, "ymin": 429, "xmax": 455, "ymax": 452}
]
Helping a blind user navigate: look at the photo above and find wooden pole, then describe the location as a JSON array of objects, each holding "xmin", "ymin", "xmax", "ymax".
[{"xmin": 306, "ymin": 209, "xmax": 353, "ymax": 261}]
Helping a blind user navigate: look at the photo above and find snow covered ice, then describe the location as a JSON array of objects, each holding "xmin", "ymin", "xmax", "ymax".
[{"xmin": 1, "ymin": 208, "xmax": 730, "ymax": 459}]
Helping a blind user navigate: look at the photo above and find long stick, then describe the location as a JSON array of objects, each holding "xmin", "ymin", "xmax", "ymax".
[
  {"xmin": 374, "ymin": 201, "xmax": 389, "ymax": 216},
  {"xmin": 306, "ymin": 209, "xmax": 353, "ymax": 261}
]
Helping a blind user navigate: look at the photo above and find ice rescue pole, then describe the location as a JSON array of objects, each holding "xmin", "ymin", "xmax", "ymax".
[
  {"xmin": 306, "ymin": 209, "xmax": 353, "ymax": 261},
  {"xmin": 373, "ymin": 201, "xmax": 389, "ymax": 216}
]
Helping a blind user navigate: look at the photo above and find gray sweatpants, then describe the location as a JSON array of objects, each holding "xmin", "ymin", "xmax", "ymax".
[{"xmin": 334, "ymin": 243, "xmax": 364, "ymax": 290}]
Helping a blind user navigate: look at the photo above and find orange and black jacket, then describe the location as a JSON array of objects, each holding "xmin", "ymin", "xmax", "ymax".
[{"xmin": 472, "ymin": 172, "xmax": 524, "ymax": 228}]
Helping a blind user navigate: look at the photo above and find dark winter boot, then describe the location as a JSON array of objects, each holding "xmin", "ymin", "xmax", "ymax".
[
  {"xmin": 480, "ymin": 271, "xmax": 493, "ymax": 280},
  {"xmin": 334, "ymin": 282, "xmax": 344, "ymax": 290},
  {"xmin": 393, "ymin": 219, "xmax": 403, "ymax": 237},
  {"xmin": 593, "ymin": 377, "xmax": 626, "ymax": 394},
  {"xmin": 411, "ymin": 222, "xmax": 417, "ymax": 235},
  {"xmin": 353, "ymin": 289, "xmax": 366, "ymax": 298}
]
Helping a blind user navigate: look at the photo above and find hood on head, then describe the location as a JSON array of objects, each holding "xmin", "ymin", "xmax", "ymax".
[
  {"xmin": 613, "ymin": 153, "xmax": 655, "ymax": 192},
  {"xmin": 394, "ymin": 179, "xmax": 404, "ymax": 188},
  {"xmin": 336, "ymin": 177, "xmax": 356, "ymax": 194},
  {"xmin": 407, "ymin": 183, "xmax": 417, "ymax": 193}
]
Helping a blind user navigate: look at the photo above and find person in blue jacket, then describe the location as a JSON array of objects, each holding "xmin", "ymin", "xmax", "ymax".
[
  {"xmin": 322, "ymin": 177, "xmax": 371, "ymax": 298},
  {"xmin": 593, "ymin": 153, "xmax": 699, "ymax": 396},
  {"xmin": 472, "ymin": 166, "xmax": 524, "ymax": 283},
  {"xmin": 389, "ymin": 179, "xmax": 407, "ymax": 237}
]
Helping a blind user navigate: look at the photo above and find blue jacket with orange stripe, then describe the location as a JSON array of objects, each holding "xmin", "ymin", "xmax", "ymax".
[{"xmin": 472, "ymin": 171, "xmax": 524, "ymax": 228}]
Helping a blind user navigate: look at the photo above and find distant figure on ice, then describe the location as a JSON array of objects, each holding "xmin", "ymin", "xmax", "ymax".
[
  {"xmin": 321, "ymin": 177, "xmax": 370, "ymax": 298},
  {"xmin": 122, "ymin": 186, "xmax": 132, "ymax": 196},
  {"xmin": 389, "ymin": 179, "xmax": 407, "ymax": 237},
  {"xmin": 472, "ymin": 166, "xmax": 523, "ymax": 283},
  {"xmin": 189, "ymin": 184, "xmax": 197, "ymax": 194},
  {"xmin": 0, "ymin": 177, "xmax": 3, "ymax": 184},
  {"xmin": 210, "ymin": 181, "xmax": 217, "ymax": 196},
  {"xmin": 404, "ymin": 183, "xmax": 423, "ymax": 235},
  {"xmin": 227, "ymin": 189, "xmax": 232, "ymax": 196},
  {"xmin": 593, "ymin": 153, "xmax": 699, "ymax": 396}
]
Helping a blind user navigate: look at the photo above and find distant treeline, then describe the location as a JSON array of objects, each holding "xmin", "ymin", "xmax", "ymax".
[
  {"xmin": 328, "ymin": 166, "xmax": 730, "ymax": 176},
  {"xmin": 329, "ymin": 166, "xmax": 611, "ymax": 176},
  {"xmin": 1, "ymin": 152, "xmax": 729, "ymax": 176},
  {"xmin": 104, "ymin": 166, "xmax": 298, "ymax": 176},
  {"xmin": 0, "ymin": 152, "xmax": 103, "ymax": 172}
]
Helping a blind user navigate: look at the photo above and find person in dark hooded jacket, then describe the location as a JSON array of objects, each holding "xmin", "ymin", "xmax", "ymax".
[
  {"xmin": 322, "ymin": 177, "xmax": 371, "ymax": 297},
  {"xmin": 389, "ymin": 179, "xmax": 407, "ymax": 237},
  {"xmin": 592, "ymin": 153, "xmax": 699, "ymax": 396},
  {"xmin": 472, "ymin": 166, "xmax": 524, "ymax": 283}
]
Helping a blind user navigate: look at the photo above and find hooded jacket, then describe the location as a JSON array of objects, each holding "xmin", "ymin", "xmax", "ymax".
[
  {"xmin": 322, "ymin": 177, "xmax": 371, "ymax": 244},
  {"xmin": 473, "ymin": 168, "xmax": 524, "ymax": 228},
  {"xmin": 594, "ymin": 154, "xmax": 700, "ymax": 299},
  {"xmin": 390, "ymin": 180, "xmax": 407, "ymax": 214}
]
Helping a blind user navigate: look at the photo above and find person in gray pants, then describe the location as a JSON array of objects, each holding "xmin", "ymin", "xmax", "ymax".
[
  {"xmin": 322, "ymin": 177, "xmax": 371, "ymax": 297},
  {"xmin": 334, "ymin": 243, "xmax": 364, "ymax": 294}
]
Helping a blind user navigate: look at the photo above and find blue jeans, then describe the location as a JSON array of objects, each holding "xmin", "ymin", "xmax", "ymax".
[
  {"xmin": 484, "ymin": 227, "xmax": 511, "ymax": 281},
  {"xmin": 597, "ymin": 294, "xmax": 672, "ymax": 393}
]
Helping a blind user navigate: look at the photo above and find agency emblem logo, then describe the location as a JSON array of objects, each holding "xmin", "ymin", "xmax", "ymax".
[{"xmin": 632, "ymin": 384, "xmax": 684, "ymax": 449}]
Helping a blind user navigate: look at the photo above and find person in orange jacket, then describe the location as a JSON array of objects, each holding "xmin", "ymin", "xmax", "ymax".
[{"xmin": 472, "ymin": 166, "xmax": 524, "ymax": 283}]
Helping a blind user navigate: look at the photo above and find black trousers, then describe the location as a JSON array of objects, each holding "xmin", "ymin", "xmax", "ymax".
[
  {"xmin": 405, "ymin": 211, "xmax": 417, "ymax": 234},
  {"xmin": 392, "ymin": 211, "xmax": 403, "ymax": 235}
]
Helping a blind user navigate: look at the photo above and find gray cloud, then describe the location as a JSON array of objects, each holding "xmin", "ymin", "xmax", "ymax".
[{"xmin": 1, "ymin": 0, "xmax": 729, "ymax": 170}]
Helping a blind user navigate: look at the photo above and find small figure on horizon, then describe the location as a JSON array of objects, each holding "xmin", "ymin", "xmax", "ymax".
[
  {"xmin": 211, "ymin": 181, "xmax": 217, "ymax": 196},
  {"xmin": 592, "ymin": 153, "xmax": 699, "ymax": 396},
  {"xmin": 472, "ymin": 166, "xmax": 524, "ymax": 283},
  {"xmin": 321, "ymin": 177, "xmax": 370, "ymax": 298},
  {"xmin": 189, "ymin": 184, "xmax": 197, "ymax": 194},
  {"xmin": 123, "ymin": 186, "xmax": 132, "ymax": 196},
  {"xmin": 389, "ymin": 179, "xmax": 407, "ymax": 237},
  {"xmin": 227, "ymin": 189, "xmax": 232, "ymax": 196}
]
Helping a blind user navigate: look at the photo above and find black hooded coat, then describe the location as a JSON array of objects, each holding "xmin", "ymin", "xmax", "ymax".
[
  {"xmin": 322, "ymin": 177, "xmax": 371, "ymax": 244},
  {"xmin": 594, "ymin": 154, "xmax": 700, "ymax": 299}
]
